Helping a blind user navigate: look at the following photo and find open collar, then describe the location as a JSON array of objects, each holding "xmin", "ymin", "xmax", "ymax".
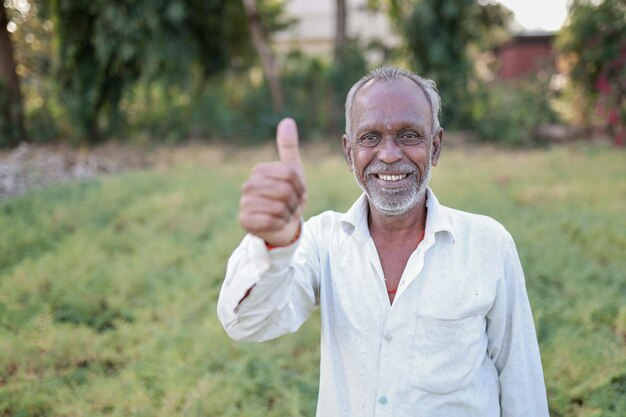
[{"xmin": 340, "ymin": 187, "xmax": 455, "ymax": 243}]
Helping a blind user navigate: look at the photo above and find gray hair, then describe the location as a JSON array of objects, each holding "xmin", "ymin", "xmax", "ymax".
[{"xmin": 344, "ymin": 66, "xmax": 442, "ymax": 139}]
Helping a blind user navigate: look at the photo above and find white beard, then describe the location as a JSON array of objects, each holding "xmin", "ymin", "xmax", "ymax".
[{"xmin": 352, "ymin": 152, "xmax": 431, "ymax": 217}]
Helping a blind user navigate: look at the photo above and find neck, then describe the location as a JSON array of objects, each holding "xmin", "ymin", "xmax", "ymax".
[{"xmin": 367, "ymin": 196, "xmax": 427, "ymax": 240}]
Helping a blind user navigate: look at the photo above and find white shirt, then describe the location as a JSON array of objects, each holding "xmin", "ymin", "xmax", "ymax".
[{"xmin": 217, "ymin": 188, "xmax": 550, "ymax": 417}]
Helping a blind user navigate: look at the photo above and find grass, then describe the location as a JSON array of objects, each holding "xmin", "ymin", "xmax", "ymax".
[{"xmin": 0, "ymin": 142, "xmax": 625, "ymax": 416}]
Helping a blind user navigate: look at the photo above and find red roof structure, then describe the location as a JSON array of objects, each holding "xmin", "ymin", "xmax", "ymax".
[{"xmin": 495, "ymin": 32, "xmax": 556, "ymax": 80}]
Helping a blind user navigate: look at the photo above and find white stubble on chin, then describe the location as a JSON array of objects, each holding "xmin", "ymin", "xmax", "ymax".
[{"xmin": 351, "ymin": 152, "xmax": 432, "ymax": 217}]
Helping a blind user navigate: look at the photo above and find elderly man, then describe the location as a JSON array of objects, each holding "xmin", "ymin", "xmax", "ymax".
[{"xmin": 217, "ymin": 66, "xmax": 549, "ymax": 417}]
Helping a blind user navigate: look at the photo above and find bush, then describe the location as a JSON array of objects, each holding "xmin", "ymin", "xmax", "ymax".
[
  {"xmin": 122, "ymin": 44, "xmax": 368, "ymax": 144},
  {"xmin": 472, "ymin": 77, "xmax": 559, "ymax": 146},
  {"xmin": 557, "ymin": 0, "xmax": 626, "ymax": 145}
]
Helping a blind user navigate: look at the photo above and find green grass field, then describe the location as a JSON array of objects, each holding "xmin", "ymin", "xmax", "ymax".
[{"xmin": 1, "ymin": 143, "xmax": 625, "ymax": 417}]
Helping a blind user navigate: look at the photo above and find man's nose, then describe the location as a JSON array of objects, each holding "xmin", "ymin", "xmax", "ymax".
[{"xmin": 377, "ymin": 136, "xmax": 403, "ymax": 164}]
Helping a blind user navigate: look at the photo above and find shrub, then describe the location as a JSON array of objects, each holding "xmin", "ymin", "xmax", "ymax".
[
  {"xmin": 122, "ymin": 44, "xmax": 368, "ymax": 144},
  {"xmin": 557, "ymin": 0, "xmax": 626, "ymax": 145},
  {"xmin": 472, "ymin": 77, "xmax": 559, "ymax": 146}
]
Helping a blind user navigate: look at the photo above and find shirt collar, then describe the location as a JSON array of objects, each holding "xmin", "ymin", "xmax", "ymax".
[
  {"xmin": 340, "ymin": 187, "xmax": 456, "ymax": 243},
  {"xmin": 341, "ymin": 193, "xmax": 370, "ymax": 241},
  {"xmin": 424, "ymin": 187, "xmax": 455, "ymax": 243}
]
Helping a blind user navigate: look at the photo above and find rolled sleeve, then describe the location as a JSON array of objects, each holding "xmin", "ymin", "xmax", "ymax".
[{"xmin": 217, "ymin": 222, "xmax": 320, "ymax": 342}]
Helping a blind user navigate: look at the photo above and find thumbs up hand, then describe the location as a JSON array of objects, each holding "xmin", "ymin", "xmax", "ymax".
[{"xmin": 239, "ymin": 118, "xmax": 307, "ymax": 247}]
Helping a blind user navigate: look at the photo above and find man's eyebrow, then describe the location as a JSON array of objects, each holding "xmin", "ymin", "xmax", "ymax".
[
  {"xmin": 356, "ymin": 123, "xmax": 427, "ymax": 133},
  {"xmin": 355, "ymin": 126, "xmax": 380, "ymax": 134},
  {"xmin": 397, "ymin": 128, "xmax": 429, "ymax": 135},
  {"xmin": 351, "ymin": 124, "xmax": 382, "ymax": 138}
]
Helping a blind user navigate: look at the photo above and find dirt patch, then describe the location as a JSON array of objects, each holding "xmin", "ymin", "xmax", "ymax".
[
  {"xmin": 0, "ymin": 142, "xmax": 152, "ymax": 200},
  {"xmin": 0, "ymin": 140, "xmax": 279, "ymax": 200}
]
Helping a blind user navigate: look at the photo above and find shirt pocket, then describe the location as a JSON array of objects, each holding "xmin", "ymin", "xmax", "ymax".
[{"xmin": 409, "ymin": 314, "xmax": 486, "ymax": 395}]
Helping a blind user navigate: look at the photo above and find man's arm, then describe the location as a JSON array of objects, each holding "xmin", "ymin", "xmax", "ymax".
[
  {"xmin": 486, "ymin": 232, "xmax": 550, "ymax": 417},
  {"xmin": 217, "ymin": 222, "xmax": 320, "ymax": 342},
  {"xmin": 217, "ymin": 118, "xmax": 318, "ymax": 342}
]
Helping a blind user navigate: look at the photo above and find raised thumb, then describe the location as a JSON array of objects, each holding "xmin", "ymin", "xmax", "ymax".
[{"xmin": 276, "ymin": 118, "xmax": 301, "ymax": 166}]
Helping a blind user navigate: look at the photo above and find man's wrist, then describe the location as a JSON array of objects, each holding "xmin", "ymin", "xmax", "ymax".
[{"xmin": 265, "ymin": 222, "xmax": 301, "ymax": 250}]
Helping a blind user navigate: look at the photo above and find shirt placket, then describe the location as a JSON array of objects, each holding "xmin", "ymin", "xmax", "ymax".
[
  {"xmin": 373, "ymin": 321, "xmax": 396, "ymax": 417},
  {"xmin": 396, "ymin": 235, "xmax": 434, "ymax": 300},
  {"xmin": 371, "ymin": 237, "xmax": 432, "ymax": 416}
]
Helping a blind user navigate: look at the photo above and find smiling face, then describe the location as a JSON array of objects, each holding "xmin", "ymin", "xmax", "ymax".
[{"xmin": 343, "ymin": 77, "xmax": 442, "ymax": 217}]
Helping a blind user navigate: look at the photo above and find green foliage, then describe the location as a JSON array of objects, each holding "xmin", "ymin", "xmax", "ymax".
[
  {"xmin": 2, "ymin": 0, "xmax": 302, "ymax": 144},
  {"xmin": 0, "ymin": 144, "xmax": 625, "ymax": 416},
  {"xmin": 6, "ymin": 0, "xmax": 568, "ymax": 147},
  {"xmin": 47, "ymin": 0, "xmax": 255, "ymax": 141},
  {"xmin": 122, "ymin": 75, "xmax": 280, "ymax": 143},
  {"xmin": 557, "ymin": 0, "xmax": 626, "ymax": 145},
  {"xmin": 3, "ymin": 0, "xmax": 59, "ymax": 143},
  {"xmin": 283, "ymin": 43, "xmax": 368, "ymax": 138},
  {"xmin": 0, "ymin": 160, "xmax": 321, "ymax": 416},
  {"xmin": 473, "ymin": 76, "xmax": 559, "ymax": 146},
  {"xmin": 377, "ymin": 0, "xmax": 513, "ymax": 129},
  {"xmin": 124, "ymin": 46, "xmax": 367, "ymax": 143}
]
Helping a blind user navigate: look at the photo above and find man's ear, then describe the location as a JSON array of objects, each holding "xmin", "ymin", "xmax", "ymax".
[
  {"xmin": 431, "ymin": 128, "xmax": 443, "ymax": 167},
  {"xmin": 342, "ymin": 134, "xmax": 354, "ymax": 171}
]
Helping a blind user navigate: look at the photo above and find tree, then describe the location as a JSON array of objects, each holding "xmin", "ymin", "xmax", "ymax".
[
  {"xmin": 558, "ymin": 0, "xmax": 626, "ymax": 146},
  {"xmin": 329, "ymin": 0, "xmax": 348, "ymax": 134},
  {"xmin": 370, "ymin": 0, "xmax": 512, "ymax": 129},
  {"xmin": 48, "ymin": 0, "xmax": 255, "ymax": 141},
  {"xmin": 0, "ymin": 3, "xmax": 25, "ymax": 146},
  {"xmin": 335, "ymin": 0, "xmax": 347, "ymax": 63},
  {"xmin": 242, "ymin": 0, "xmax": 284, "ymax": 113}
]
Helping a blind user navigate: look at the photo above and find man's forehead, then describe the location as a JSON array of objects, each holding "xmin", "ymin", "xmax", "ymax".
[
  {"xmin": 354, "ymin": 77, "xmax": 429, "ymax": 109},
  {"xmin": 351, "ymin": 77, "xmax": 432, "ymax": 126}
]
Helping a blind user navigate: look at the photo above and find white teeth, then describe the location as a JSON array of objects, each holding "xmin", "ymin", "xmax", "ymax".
[{"xmin": 378, "ymin": 174, "xmax": 407, "ymax": 181}]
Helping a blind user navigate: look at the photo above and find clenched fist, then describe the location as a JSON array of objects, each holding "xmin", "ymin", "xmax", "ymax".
[{"xmin": 239, "ymin": 118, "xmax": 307, "ymax": 247}]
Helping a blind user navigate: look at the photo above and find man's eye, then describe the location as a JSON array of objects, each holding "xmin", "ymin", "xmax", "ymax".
[
  {"xmin": 398, "ymin": 133, "xmax": 424, "ymax": 145},
  {"xmin": 359, "ymin": 136, "xmax": 380, "ymax": 146}
]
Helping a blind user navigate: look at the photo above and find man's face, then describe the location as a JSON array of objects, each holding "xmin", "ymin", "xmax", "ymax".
[{"xmin": 343, "ymin": 78, "xmax": 442, "ymax": 217}]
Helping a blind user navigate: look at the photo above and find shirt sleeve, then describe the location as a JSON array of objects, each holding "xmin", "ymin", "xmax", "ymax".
[
  {"xmin": 216, "ymin": 220, "xmax": 320, "ymax": 342},
  {"xmin": 486, "ymin": 232, "xmax": 550, "ymax": 417}
]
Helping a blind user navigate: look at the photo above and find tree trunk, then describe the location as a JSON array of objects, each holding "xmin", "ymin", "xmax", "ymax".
[
  {"xmin": 242, "ymin": 0, "xmax": 284, "ymax": 113},
  {"xmin": 0, "ymin": 5, "xmax": 25, "ymax": 146},
  {"xmin": 330, "ymin": 0, "xmax": 348, "ymax": 135},
  {"xmin": 334, "ymin": 0, "xmax": 347, "ymax": 63}
]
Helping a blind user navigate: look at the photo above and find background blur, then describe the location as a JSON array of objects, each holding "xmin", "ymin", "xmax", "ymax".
[
  {"xmin": 0, "ymin": 0, "xmax": 624, "ymax": 148},
  {"xmin": 0, "ymin": 1, "xmax": 625, "ymax": 417}
]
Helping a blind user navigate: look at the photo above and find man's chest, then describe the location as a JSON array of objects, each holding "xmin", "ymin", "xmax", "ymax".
[
  {"xmin": 321, "ymin": 235, "xmax": 501, "ymax": 320},
  {"xmin": 317, "ymin": 237, "xmax": 501, "ymax": 399}
]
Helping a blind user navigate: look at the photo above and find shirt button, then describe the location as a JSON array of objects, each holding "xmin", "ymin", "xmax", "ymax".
[
  {"xmin": 379, "ymin": 396, "xmax": 388, "ymax": 405},
  {"xmin": 384, "ymin": 334, "xmax": 393, "ymax": 342}
]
